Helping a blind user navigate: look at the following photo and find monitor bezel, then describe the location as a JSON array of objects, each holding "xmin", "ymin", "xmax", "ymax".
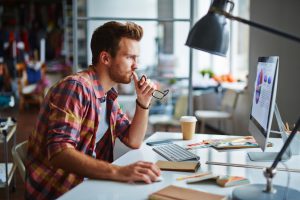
[{"xmin": 249, "ymin": 56, "xmax": 279, "ymax": 151}]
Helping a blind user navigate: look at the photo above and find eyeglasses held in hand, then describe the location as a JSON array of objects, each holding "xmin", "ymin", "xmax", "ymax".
[{"xmin": 139, "ymin": 75, "xmax": 169, "ymax": 100}]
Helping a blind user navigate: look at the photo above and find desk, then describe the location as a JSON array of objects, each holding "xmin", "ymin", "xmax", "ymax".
[{"xmin": 59, "ymin": 132, "xmax": 300, "ymax": 200}]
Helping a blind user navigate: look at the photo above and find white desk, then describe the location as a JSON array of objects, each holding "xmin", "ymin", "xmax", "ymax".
[{"xmin": 59, "ymin": 132, "xmax": 300, "ymax": 200}]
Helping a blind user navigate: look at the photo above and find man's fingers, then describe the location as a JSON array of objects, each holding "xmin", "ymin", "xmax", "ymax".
[
  {"xmin": 136, "ymin": 161, "xmax": 161, "ymax": 176},
  {"xmin": 143, "ymin": 82, "xmax": 156, "ymax": 95},
  {"xmin": 138, "ymin": 76, "xmax": 147, "ymax": 88},
  {"xmin": 120, "ymin": 161, "xmax": 161, "ymax": 184},
  {"xmin": 135, "ymin": 173, "xmax": 152, "ymax": 184},
  {"xmin": 138, "ymin": 168, "xmax": 157, "ymax": 182},
  {"xmin": 139, "ymin": 79, "xmax": 155, "ymax": 93},
  {"xmin": 132, "ymin": 72, "xmax": 139, "ymax": 85}
]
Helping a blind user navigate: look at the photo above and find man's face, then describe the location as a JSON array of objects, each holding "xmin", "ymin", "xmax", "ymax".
[{"xmin": 108, "ymin": 37, "xmax": 140, "ymax": 84}]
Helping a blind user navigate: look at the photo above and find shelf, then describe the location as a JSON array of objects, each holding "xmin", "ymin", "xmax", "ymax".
[
  {"xmin": 0, "ymin": 121, "xmax": 17, "ymax": 197},
  {"xmin": 0, "ymin": 163, "xmax": 16, "ymax": 188}
]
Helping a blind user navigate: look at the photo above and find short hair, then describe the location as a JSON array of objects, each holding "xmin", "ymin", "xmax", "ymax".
[{"xmin": 91, "ymin": 21, "xmax": 143, "ymax": 65}]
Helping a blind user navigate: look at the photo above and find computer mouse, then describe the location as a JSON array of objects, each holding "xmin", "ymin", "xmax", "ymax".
[{"xmin": 155, "ymin": 176, "xmax": 163, "ymax": 182}]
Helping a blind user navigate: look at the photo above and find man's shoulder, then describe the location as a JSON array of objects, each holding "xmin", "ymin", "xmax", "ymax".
[{"xmin": 59, "ymin": 69, "xmax": 94, "ymax": 89}]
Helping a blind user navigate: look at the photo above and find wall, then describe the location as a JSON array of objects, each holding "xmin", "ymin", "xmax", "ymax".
[{"xmin": 249, "ymin": 0, "xmax": 300, "ymax": 127}]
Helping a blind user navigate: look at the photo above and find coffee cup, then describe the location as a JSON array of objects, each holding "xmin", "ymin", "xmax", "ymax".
[{"xmin": 180, "ymin": 116, "xmax": 197, "ymax": 140}]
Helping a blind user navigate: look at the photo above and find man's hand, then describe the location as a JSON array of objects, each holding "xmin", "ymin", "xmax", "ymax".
[
  {"xmin": 132, "ymin": 72, "xmax": 157, "ymax": 108},
  {"xmin": 114, "ymin": 161, "xmax": 161, "ymax": 184},
  {"xmin": 49, "ymin": 149, "xmax": 160, "ymax": 183}
]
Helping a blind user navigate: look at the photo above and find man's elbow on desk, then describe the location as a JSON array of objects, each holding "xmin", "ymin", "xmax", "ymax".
[{"xmin": 124, "ymin": 139, "xmax": 142, "ymax": 149}]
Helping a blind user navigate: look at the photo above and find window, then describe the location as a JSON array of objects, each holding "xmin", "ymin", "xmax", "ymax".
[
  {"xmin": 80, "ymin": 0, "xmax": 249, "ymax": 82},
  {"xmin": 192, "ymin": 0, "xmax": 250, "ymax": 84}
]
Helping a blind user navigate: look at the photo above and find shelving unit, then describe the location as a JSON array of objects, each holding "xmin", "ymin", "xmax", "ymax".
[
  {"xmin": 62, "ymin": 0, "xmax": 73, "ymax": 63},
  {"xmin": 0, "ymin": 124, "xmax": 17, "ymax": 200}
]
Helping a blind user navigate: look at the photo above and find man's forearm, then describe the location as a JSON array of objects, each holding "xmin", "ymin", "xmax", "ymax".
[
  {"xmin": 50, "ymin": 148, "xmax": 120, "ymax": 180},
  {"xmin": 50, "ymin": 147, "xmax": 160, "ymax": 184},
  {"xmin": 127, "ymin": 104, "xmax": 149, "ymax": 148}
]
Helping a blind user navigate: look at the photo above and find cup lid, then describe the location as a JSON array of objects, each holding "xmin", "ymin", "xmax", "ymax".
[{"xmin": 180, "ymin": 116, "xmax": 197, "ymax": 122}]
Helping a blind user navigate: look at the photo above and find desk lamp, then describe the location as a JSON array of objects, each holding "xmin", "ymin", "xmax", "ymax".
[
  {"xmin": 186, "ymin": 0, "xmax": 300, "ymax": 56},
  {"xmin": 186, "ymin": 0, "xmax": 300, "ymax": 199}
]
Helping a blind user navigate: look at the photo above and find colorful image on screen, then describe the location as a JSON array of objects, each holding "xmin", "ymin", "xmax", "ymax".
[
  {"xmin": 255, "ymin": 69, "xmax": 264, "ymax": 104},
  {"xmin": 251, "ymin": 61, "xmax": 276, "ymax": 131}
]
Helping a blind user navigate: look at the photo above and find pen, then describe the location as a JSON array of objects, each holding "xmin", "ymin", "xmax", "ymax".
[
  {"xmin": 206, "ymin": 161, "xmax": 300, "ymax": 173},
  {"xmin": 176, "ymin": 172, "xmax": 211, "ymax": 181}
]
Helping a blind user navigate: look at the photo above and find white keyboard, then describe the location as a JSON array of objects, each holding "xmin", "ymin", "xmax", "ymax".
[{"xmin": 152, "ymin": 143, "xmax": 200, "ymax": 162}]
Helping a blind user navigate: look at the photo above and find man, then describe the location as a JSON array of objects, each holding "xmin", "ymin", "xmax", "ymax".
[{"xmin": 25, "ymin": 21, "xmax": 160, "ymax": 200}]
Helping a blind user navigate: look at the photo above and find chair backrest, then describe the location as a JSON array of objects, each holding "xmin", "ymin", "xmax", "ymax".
[
  {"xmin": 11, "ymin": 140, "xmax": 28, "ymax": 182},
  {"xmin": 174, "ymin": 95, "xmax": 188, "ymax": 119},
  {"xmin": 220, "ymin": 89, "xmax": 239, "ymax": 112}
]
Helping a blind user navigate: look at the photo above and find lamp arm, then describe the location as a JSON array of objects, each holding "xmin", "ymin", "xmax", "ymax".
[
  {"xmin": 262, "ymin": 117, "xmax": 300, "ymax": 193},
  {"xmin": 211, "ymin": 8, "xmax": 300, "ymax": 43},
  {"xmin": 270, "ymin": 117, "xmax": 300, "ymax": 170}
]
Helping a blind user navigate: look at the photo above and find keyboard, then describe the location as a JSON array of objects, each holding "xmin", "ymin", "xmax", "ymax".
[{"xmin": 152, "ymin": 143, "xmax": 200, "ymax": 162}]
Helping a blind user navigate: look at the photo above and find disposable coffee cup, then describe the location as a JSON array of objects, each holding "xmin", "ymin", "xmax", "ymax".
[{"xmin": 180, "ymin": 116, "xmax": 197, "ymax": 140}]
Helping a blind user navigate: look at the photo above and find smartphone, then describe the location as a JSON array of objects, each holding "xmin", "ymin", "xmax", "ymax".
[{"xmin": 146, "ymin": 140, "xmax": 172, "ymax": 146}]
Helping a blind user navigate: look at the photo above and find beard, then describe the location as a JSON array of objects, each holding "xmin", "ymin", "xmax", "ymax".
[{"xmin": 108, "ymin": 65, "xmax": 132, "ymax": 84}]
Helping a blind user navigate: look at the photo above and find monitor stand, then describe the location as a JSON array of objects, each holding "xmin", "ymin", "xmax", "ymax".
[
  {"xmin": 248, "ymin": 152, "xmax": 289, "ymax": 161},
  {"xmin": 248, "ymin": 104, "xmax": 291, "ymax": 161}
]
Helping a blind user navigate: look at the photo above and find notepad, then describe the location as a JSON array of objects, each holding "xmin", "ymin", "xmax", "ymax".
[
  {"xmin": 183, "ymin": 172, "xmax": 250, "ymax": 187},
  {"xmin": 148, "ymin": 185, "xmax": 227, "ymax": 200},
  {"xmin": 156, "ymin": 160, "xmax": 200, "ymax": 172}
]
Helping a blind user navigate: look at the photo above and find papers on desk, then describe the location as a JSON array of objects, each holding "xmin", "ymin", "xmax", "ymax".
[
  {"xmin": 185, "ymin": 141, "xmax": 211, "ymax": 150},
  {"xmin": 185, "ymin": 136, "xmax": 272, "ymax": 150}
]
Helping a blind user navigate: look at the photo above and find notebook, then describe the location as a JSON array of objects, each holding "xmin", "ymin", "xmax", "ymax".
[
  {"xmin": 179, "ymin": 172, "xmax": 250, "ymax": 187},
  {"xmin": 148, "ymin": 185, "xmax": 227, "ymax": 200},
  {"xmin": 156, "ymin": 160, "xmax": 200, "ymax": 172}
]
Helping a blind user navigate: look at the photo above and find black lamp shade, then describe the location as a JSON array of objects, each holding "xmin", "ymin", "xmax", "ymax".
[{"xmin": 186, "ymin": 11, "xmax": 229, "ymax": 57}]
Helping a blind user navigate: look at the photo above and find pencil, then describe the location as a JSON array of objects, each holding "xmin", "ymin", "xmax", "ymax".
[{"xmin": 285, "ymin": 122, "xmax": 290, "ymax": 132}]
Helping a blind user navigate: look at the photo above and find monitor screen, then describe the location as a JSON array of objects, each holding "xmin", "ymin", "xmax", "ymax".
[{"xmin": 249, "ymin": 56, "xmax": 279, "ymax": 151}]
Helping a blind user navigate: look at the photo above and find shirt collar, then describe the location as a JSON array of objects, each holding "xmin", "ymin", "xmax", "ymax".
[{"xmin": 88, "ymin": 66, "xmax": 118, "ymax": 101}]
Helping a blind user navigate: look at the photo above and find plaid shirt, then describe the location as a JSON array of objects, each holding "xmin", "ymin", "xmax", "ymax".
[{"xmin": 25, "ymin": 67, "xmax": 131, "ymax": 200}]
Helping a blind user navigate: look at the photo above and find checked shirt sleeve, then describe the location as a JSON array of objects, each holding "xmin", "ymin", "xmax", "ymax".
[
  {"xmin": 46, "ymin": 80, "xmax": 89, "ymax": 160},
  {"xmin": 114, "ymin": 104, "xmax": 131, "ymax": 143}
]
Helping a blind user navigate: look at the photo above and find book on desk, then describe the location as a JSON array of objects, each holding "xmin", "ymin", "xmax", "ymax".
[
  {"xmin": 156, "ymin": 160, "xmax": 200, "ymax": 172},
  {"xmin": 149, "ymin": 185, "xmax": 227, "ymax": 200}
]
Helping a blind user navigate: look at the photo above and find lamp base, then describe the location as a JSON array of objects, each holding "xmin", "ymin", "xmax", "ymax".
[{"xmin": 232, "ymin": 184, "xmax": 300, "ymax": 200}]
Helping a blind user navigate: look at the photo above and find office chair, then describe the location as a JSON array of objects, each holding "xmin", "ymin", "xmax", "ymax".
[
  {"xmin": 195, "ymin": 89, "xmax": 239, "ymax": 134},
  {"xmin": 149, "ymin": 95, "xmax": 187, "ymax": 132},
  {"xmin": 11, "ymin": 140, "xmax": 28, "ymax": 182}
]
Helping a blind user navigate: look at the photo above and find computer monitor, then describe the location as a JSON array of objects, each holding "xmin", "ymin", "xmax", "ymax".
[{"xmin": 248, "ymin": 56, "xmax": 289, "ymax": 161}]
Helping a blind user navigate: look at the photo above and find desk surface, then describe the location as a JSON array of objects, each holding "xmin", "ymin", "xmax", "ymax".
[{"xmin": 58, "ymin": 132, "xmax": 300, "ymax": 200}]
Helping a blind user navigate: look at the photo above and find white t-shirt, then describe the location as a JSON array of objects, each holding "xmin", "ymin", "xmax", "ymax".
[{"xmin": 93, "ymin": 99, "xmax": 109, "ymax": 157}]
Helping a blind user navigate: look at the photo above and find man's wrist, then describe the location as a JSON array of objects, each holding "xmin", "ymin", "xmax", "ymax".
[{"xmin": 136, "ymin": 99, "xmax": 150, "ymax": 110}]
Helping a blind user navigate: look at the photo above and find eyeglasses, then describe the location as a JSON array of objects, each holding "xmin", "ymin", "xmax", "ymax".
[{"xmin": 140, "ymin": 75, "xmax": 169, "ymax": 100}]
